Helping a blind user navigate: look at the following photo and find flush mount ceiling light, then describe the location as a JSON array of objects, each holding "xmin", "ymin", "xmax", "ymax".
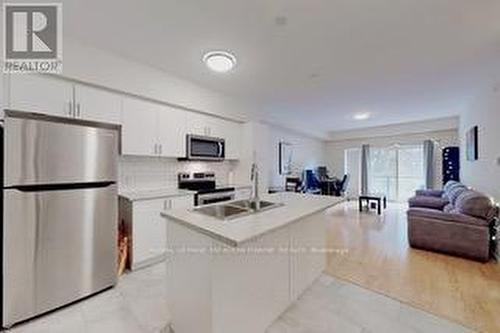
[
  {"xmin": 353, "ymin": 112, "xmax": 371, "ymax": 120},
  {"xmin": 203, "ymin": 51, "xmax": 236, "ymax": 73}
]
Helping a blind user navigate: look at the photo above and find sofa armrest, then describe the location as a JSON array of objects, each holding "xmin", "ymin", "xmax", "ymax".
[
  {"xmin": 415, "ymin": 189, "xmax": 444, "ymax": 197},
  {"xmin": 408, "ymin": 207, "xmax": 490, "ymax": 227},
  {"xmin": 408, "ymin": 196, "xmax": 449, "ymax": 210}
]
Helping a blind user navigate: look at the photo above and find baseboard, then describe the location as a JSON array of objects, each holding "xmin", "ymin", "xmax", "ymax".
[{"xmin": 131, "ymin": 253, "xmax": 166, "ymax": 271}]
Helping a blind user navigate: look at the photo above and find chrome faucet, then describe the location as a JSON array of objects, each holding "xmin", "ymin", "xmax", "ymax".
[{"xmin": 250, "ymin": 162, "xmax": 261, "ymax": 211}]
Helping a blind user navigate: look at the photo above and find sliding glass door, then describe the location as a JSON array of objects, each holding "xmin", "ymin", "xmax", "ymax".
[
  {"xmin": 370, "ymin": 147, "xmax": 398, "ymax": 200},
  {"xmin": 397, "ymin": 145, "xmax": 425, "ymax": 201},
  {"xmin": 369, "ymin": 144, "xmax": 424, "ymax": 202}
]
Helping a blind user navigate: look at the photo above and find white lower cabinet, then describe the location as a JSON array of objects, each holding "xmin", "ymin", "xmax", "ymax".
[
  {"xmin": 290, "ymin": 213, "xmax": 327, "ymax": 300},
  {"xmin": 120, "ymin": 195, "xmax": 193, "ymax": 270},
  {"xmin": 166, "ymin": 209, "xmax": 329, "ymax": 333}
]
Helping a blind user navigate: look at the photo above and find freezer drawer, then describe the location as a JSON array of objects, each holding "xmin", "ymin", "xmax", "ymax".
[
  {"xmin": 2, "ymin": 185, "xmax": 118, "ymax": 327},
  {"xmin": 4, "ymin": 111, "xmax": 119, "ymax": 187}
]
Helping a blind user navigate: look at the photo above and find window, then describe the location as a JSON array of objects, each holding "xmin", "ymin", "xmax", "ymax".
[{"xmin": 369, "ymin": 144, "xmax": 424, "ymax": 202}]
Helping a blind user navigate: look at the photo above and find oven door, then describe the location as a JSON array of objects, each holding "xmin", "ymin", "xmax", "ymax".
[
  {"xmin": 196, "ymin": 192, "xmax": 235, "ymax": 206},
  {"xmin": 187, "ymin": 135, "xmax": 225, "ymax": 161}
]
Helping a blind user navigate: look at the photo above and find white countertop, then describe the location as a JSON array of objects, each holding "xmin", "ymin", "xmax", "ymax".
[
  {"xmin": 221, "ymin": 184, "xmax": 252, "ymax": 190},
  {"xmin": 161, "ymin": 192, "xmax": 344, "ymax": 247},
  {"xmin": 119, "ymin": 188, "xmax": 195, "ymax": 201},
  {"xmin": 119, "ymin": 184, "xmax": 251, "ymax": 201}
]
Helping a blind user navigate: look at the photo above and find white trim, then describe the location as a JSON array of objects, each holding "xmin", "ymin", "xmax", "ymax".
[{"xmin": 328, "ymin": 116, "xmax": 459, "ymax": 142}]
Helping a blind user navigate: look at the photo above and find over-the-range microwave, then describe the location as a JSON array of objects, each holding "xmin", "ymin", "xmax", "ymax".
[{"xmin": 185, "ymin": 134, "xmax": 225, "ymax": 161}]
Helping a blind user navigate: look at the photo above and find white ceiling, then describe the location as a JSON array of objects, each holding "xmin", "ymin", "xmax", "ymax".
[{"xmin": 61, "ymin": 0, "xmax": 500, "ymax": 137}]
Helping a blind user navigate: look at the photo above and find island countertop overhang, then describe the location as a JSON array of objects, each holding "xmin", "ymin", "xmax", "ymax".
[{"xmin": 161, "ymin": 192, "xmax": 344, "ymax": 247}]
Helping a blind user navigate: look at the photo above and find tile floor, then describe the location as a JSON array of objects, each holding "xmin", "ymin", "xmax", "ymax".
[{"xmin": 5, "ymin": 263, "xmax": 472, "ymax": 333}]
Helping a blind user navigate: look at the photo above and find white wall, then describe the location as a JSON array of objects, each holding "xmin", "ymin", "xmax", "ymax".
[
  {"xmin": 233, "ymin": 122, "xmax": 326, "ymax": 192},
  {"xmin": 267, "ymin": 125, "xmax": 326, "ymax": 189},
  {"xmin": 233, "ymin": 121, "xmax": 271, "ymax": 195},
  {"xmin": 325, "ymin": 129, "xmax": 459, "ymax": 190},
  {"xmin": 119, "ymin": 157, "xmax": 238, "ymax": 192},
  {"xmin": 460, "ymin": 82, "xmax": 500, "ymax": 202}
]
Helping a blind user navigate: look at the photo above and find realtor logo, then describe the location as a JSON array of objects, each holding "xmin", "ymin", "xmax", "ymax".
[{"xmin": 3, "ymin": 3, "xmax": 62, "ymax": 73}]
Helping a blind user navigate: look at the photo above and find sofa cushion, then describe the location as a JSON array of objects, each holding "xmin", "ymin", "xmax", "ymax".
[
  {"xmin": 455, "ymin": 190, "xmax": 498, "ymax": 221},
  {"xmin": 407, "ymin": 207, "xmax": 490, "ymax": 227},
  {"xmin": 443, "ymin": 180, "xmax": 460, "ymax": 193},
  {"xmin": 407, "ymin": 208, "xmax": 491, "ymax": 261},
  {"xmin": 442, "ymin": 181, "xmax": 462, "ymax": 200},
  {"xmin": 415, "ymin": 189, "xmax": 444, "ymax": 197},
  {"xmin": 443, "ymin": 203, "xmax": 454, "ymax": 213},
  {"xmin": 446, "ymin": 184, "xmax": 467, "ymax": 205},
  {"xmin": 408, "ymin": 195, "xmax": 449, "ymax": 210}
]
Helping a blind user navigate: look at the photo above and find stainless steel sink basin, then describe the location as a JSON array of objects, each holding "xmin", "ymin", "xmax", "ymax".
[
  {"xmin": 229, "ymin": 200, "xmax": 283, "ymax": 211},
  {"xmin": 194, "ymin": 204, "xmax": 251, "ymax": 220},
  {"xmin": 193, "ymin": 199, "xmax": 284, "ymax": 220}
]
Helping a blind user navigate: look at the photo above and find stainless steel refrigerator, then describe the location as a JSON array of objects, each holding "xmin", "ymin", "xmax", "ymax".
[{"xmin": 1, "ymin": 110, "xmax": 120, "ymax": 328}]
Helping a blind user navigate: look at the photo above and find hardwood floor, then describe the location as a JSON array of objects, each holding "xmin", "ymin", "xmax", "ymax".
[{"xmin": 325, "ymin": 201, "xmax": 500, "ymax": 333}]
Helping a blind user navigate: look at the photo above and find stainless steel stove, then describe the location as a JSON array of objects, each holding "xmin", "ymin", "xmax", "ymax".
[{"xmin": 178, "ymin": 172, "xmax": 235, "ymax": 206}]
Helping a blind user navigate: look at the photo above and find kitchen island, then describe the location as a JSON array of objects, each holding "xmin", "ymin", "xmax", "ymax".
[{"xmin": 161, "ymin": 192, "xmax": 344, "ymax": 333}]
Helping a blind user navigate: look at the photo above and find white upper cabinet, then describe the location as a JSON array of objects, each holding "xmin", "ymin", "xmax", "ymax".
[
  {"xmin": 185, "ymin": 111, "xmax": 241, "ymax": 160},
  {"xmin": 157, "ymin": 105, "xmax": 187, "ymax": 157},
  {"xmin": 74, "ymin": 84, "xmax": 121, "ymax": 124},
  {"xmin": 7, "ymin": 74, "xmax": 241, "ymax": 160},
  {"xmin": 9, "ymin": 74, "xmax": 73, "ymax": 117},
  {"xmin": 121, "ymin": 97, "xmax": 159, "ymax": 156},
  {"xmin": 9, "ymin": 75, "xmax": 121, "ymax": 124},
  {"xmin": 121, "ymin": 96, "xmax": 187, "ymax": 158},
  {"xmin": 219, "ymin": 119, "xmax": 241, "ymax": 160},
  {"xmin": 186, "ymin": 112, "xmax": 212, "ymax": 136}
]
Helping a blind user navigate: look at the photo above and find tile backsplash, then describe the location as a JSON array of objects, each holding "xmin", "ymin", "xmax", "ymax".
[{"xmin": 118, "ymin": 156, "xmax": 239, "ymax": 192}]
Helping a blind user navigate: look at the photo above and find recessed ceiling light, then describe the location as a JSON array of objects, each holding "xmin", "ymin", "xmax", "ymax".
[
  {"xmin": 353, "ymin": 112, "xmax": 371, "ymax": 120},
  {"xmin": 203, "ymin": 51, "xmax": 236, "ymax": 73}
]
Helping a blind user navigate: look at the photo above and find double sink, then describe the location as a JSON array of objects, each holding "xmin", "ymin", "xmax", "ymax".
[{"xmin": 193, "ymin": 199, "xmax": 284, "ymax": 220}]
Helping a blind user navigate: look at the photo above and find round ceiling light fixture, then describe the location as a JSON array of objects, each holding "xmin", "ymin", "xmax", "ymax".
[
  {"xmin": 353, "ymin": 112, "xmax": 371, "ymax": 120},
  {"xmin": 203, "ymin": 50, "xmax": 236, "ymax": 73}
]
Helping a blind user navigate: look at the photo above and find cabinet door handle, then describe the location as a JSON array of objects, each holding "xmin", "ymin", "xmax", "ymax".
[
  {"xmin": 169, "ymin": 199, "xmax": 172, "ymax": 209},
  {"xmin": 68, "ymin": 101, "xmax": 73, "ymax": 117},
  {"xmin": 163, "ymin": 200, "xmax": 167, "ymax": 210},
  {"xmin": 76, "ymin": 103, "xmax": 81, "ymax": 118}
]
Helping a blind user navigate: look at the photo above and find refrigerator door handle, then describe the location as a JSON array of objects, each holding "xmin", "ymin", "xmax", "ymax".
[{"xmin": 6, "ymin": 181, "xmax": 116, "ymax": 192}]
